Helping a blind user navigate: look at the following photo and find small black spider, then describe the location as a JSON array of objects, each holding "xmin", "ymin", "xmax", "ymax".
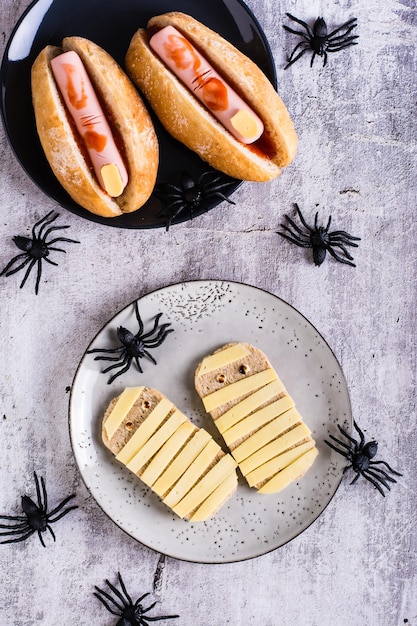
[
  {"xmin": 277, "ymin": 203, "xmax": 360, "ymax": 266},
  {"xmin": 0, "ymin": 210, "xmax": 80, "ymax": 294},
  {"xmin": 87, "ymin": 302, "xmax": 174, "ymax": 384},
  {"xmin": 283, "ymin": 13, "xmax": 358, "ymax": 68},
  {"xmin": 94, "ymin": 571, "xmax": 179, "ymax": 626},
  {"xmin": 325, "ymin": 420, "xmax": 402, "ymax": 496},
  {"xmin": 155, "ymin": 170, "xmax": 236, "ymax": 230},
  {"xmin": 0, "ymin": 471, "xmax": 78, "ymax": 546}
]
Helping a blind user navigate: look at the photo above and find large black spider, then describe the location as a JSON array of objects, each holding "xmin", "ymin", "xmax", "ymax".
[
  {"xmin": 325, "ymin": 420, "xmax": 402, "ymax": 496},
  {"xmin": 94, "ymin": 571, "xmax": 179, "ymax": 626},
  {"xmin": 283, "ymin": 13, "xmax": 358, "ymax": 68},
  {"xmin": 155, "ymin": 170, "xmax": 236, "ymax": 230},
  {"xmin": 87, "ymin": 302, "xmax": 174, "ymax": 384},
  {"xmin": 277, "ymin": 203, "xmax": 360, "ymax": 266},
  {"xmin": 0, "ymin": 471, "xmax": 78, "ymax": 546},
  {"xmin": 0, "ymin": 210, "xmax": 80, "ymax": 294}
]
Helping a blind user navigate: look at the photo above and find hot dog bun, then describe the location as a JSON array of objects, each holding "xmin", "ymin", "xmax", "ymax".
[
  {"xmin": 102, "ymin": 386, "xmax": 238, "ymax": 521},
  {"xmin": 31, "ymin": 37, "xmax": 159, "ymax": 218},
  {"xmin": 194, "ymin": 343, "xmax": 318, "ymax": 494},
  {"xmin": 125, "ymin": 12, "xmax": 298, "ymax": 182}
]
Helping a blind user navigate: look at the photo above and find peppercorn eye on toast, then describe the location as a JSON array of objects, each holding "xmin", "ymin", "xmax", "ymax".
[
  {"xmin": 194, "ymin": 343, "xmax": 318, "ymax": 493},
  {"xmin": 102, "ymin": 386, "xmax": 238, "ymax": 521}
]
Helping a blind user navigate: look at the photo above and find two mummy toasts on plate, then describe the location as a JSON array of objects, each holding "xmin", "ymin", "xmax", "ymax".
[
  {"xmin": 31, "ymin": 12, "xmax": 298, "ymax": 217},
  {"xmin": 102, "ymin": 343, "xmax": 318, "ymax": 521}
]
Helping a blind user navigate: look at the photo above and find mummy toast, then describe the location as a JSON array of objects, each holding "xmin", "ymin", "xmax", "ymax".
[
  {"xmin": 194, "ymin": 343, "xmax": 318, "ymax": 493},
  {"xmin": 102, "ymin": 386, "xmax": 238, "ymax": 521},
  {"xmin": 125, "ymin": 12, "xmax": 298, "ymax": 181},
  {"xmin": 31, "ymin": 37, "xmax": 159, "ymax": 218}
]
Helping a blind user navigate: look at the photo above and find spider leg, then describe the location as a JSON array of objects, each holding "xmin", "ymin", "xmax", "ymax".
[
  {"xmin": 326, "ymin": 244, "xmax": 355, "ymax": 264},
  {"xmin": 282, "ymin": 26, "xmax": 311, "ymax": 40},
  {"xmin": 293, "ymin": 204, "xmax": 315, "ymax": 232},
  {"xmin": 366, "ymin": 466, "xmax": 398, "ymax": 484},
  {"xmin": 38, "ymin": 530, "xmax": 47, "ymax": 547},
  {"xmin": 311, "ymin": 51, "xmax": 318, "ymax": 67},
  {"xmin": 32, "ymin": 471, "xmax": 44, "ymax": 509},
  {"xmin": 101, "ymin": 354, "xmax": 129, "ymax": 373},
  {"xmin": 134, "ymin": 356, "xmax": 144, "ymax": 373},
  {"xmin": 32, "ymin": 211, "xmax": 58, "ymax": 240},
  {"xmin": 46, "ymin": 236, "xmax": 80, "ymax": 246},
  {"xmin": 103, "ymin": 577, "xmax": 131, "ymax": 608},
  {"xmin": 0, "ymin": 529, "xmax": 35, "ymax": 544},
  {"xmin": 326, "ymin": 18, "xmax": 358, "ymax": 39},
  {"xmin": 369, "ymin": 460, "xmax": 402, "ymax": 476},
  {"xmin": 145, "ymin": 614, "xmax": 180, "ymax": 622},
  {"xmin": 328, "ymin": 230, "xmax": 361, "ymax": 243},
  {"xmin": 140, "ymin": 312, "xmax": 164, "ymax": 340},
  {"xmin": 337, "ymin": 424, "xmax": 359, "ymax": 447},
  {"xmin": 285, "ymin": 13, "xmax": 314, "ymax": 38},
  {"xmin": 321, "ymin": 52, "xmax": 328, "ymax": 68},
  {"xmin": 0, "ymin": 253, "xmax": 31, "ymax": 276},
  {"xmin": 46, "ymin": 524, "xmax": 56, "ymax": 542},
  {"xmin": 88, "ymin": 346, "xmax": 126, "ymax": 356},
  {"xmin": 0, "ymin": 514, "xmax": 27, "ymax": 522},
  {"xmin": 48, "ymin": 493, "xmax": 77, "ymax": 519},
  {"xmin": 327, "ymin": 41, "xmax": 359, "ymax": 53},
  {"xmin": 142, "ymin": 350, "xmax": 157, "ymax": 365},
  {"xmin": 33, "ymin": 259, "xmax": 43, "ymax": 295},
  {"xmin": 134, "ymin": 301, "xmax": 144, "ymax": 336},
  {"xmin": 143, "ymin": 326, "xmax": 174, "ymax": 347},
  {"xmin": 94, "ymin": 586, "xmax": 125, "ymax": 615},
  {"xmin": 286, "ymin": 41, "xmax": 308, "ymax": 62},
  {"xmin": 349, "ymin": 472, "xmax": 361, "ymax": 484},
  {"xmin": 278, "ymin": 230, "xmax": 312, "ymax": 248},
  {"xmin": 363, "ymin": 469, "xmax": 391, "ymax": 494},
  {"xmin": 0, "ymin": 522, "xmax": 31, "ymax": 534},
  {"xmin": 108, "ymin": 360, "xmax": 133, "ymax": 384},
  {"xmin": 116, "ymin": 572, "xmax": 133, "ymax": 606},
  {"xmin": 284, "ymin": 46, "xmax": 309, "ymax": 69},
  {"xmin": 324, "ymin": 438, "xmax": 350, "ymax": 458},
  {"xmin": 360, "ymin": 471, "xmax": 386, "ymax": 496},
  {"xmin": 141, "ymin": 601, "xmax": 158, "ymax": 614},
  {"xmin": 327, "ymin": 434, "xmax": 353, "ymax": 453}
]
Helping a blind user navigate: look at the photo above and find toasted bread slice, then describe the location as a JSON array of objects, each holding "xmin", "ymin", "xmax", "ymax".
[
  {"xmin": 194, "ymin": 343, "xmax": 318, "ymax": 493},
  {"xmin": 102, "ymin": 386, "xmax": 237, "ymax": 520}
]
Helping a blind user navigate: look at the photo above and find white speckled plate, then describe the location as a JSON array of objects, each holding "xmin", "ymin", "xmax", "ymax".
[{"xmin": 69, "ymin": 280, "xmax": 352, "ymax": 563}]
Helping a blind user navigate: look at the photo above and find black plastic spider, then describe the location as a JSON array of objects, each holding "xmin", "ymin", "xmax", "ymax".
[
  {"xmin": 283, "ymin": 13, "xmax": 358, "ymax": 68},
  {"xmin": 155, "ymin": 170, "xmax": 236, "ymax": 230},
  {"xmin": 87, "ymin": 302, "xmax": 174, "ymax": 384},
  {"xmin": 0, "ymin": 471, "xmax": 78, "ymax": 546},
  {"xmin": 94, "ymin": 572, "xmax": 179, "ymax": 626},
  {"xmin": 0, "ymin": 210, "xmax": 80, "ymax": 294},
  {"xmin": 277, "ymin": 203, "xmax": 360, "ymax": 266},
  {"xmin": 325, "ymin": 420, "xmax": 402, "ymax": 496}
]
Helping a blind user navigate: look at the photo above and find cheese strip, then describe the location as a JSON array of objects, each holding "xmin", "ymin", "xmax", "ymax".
[
  {"xmin": 222, "ymin": 395, "xmax": 295, "ymax": 448},
  {"xmin": 238, "ymin": 419, "xmax": 311, "ymax": 474},
  {"xmin": 245, "ymin": 440, "xmax": 316, "ymax": 487},
  {"xmin": 50, "ymin": 50, "xmax": 128, "ymax": 196},
  {"xmin": 149, "ymin": 26, "xmax": 264, "ymax": 144},
  {"xmin": 152, "ymin": 429, "xmax": 212, "ymax": 498},
  {"xmin": 202, "ymin": 368, "xmax": 278, "ymax": 412},
  {"xmin": 140, "ymin": 421, "xmax": 196, "ymax": 487},
  {"xmin": 116, "ymin": 397, "xmax": 173, "ymax": 464},
  {"xmin": 126, "ymin": 410, "xmax": 187, "ymax": 475},
  {"xmin": 233, "ymin": 411, "xmax": 309, "ymax": 463},
  {"xmin": 172, "ymin": 454, "xmax": 237, "ymax": 518},
  {"xmin": 215, "ymin": 378, "xmax": 287, "ymax": 432},
  {"xmin": 104, "ymin": 386, "xmax": 144, "ymax": 440},
  {"xmin": 189, "ymin": 471, "xmax": 237, "ymax": 522},
  {"xmin": 258, "ymin": 447, "xmax": 319, "ymax": 494},
  {"xmin": 196, "ymin": 343, "xmax": 250, "ymax": 375},
  {"xmin": 163, "ymin": 439, "xmax": 220, "ymax": 508}
]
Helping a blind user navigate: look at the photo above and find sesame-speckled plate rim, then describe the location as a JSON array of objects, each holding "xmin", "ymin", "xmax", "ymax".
[
  {"xmin": 69, "ymin": 280, "xmax": 352, "ymax": 563},
  {"xmin": 0, "ymin": 0, "xmax": 277, "ymax": 229}
]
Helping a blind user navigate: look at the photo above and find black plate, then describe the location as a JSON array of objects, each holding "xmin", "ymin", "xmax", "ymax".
[{"xmin": 0, "ymin": 0, "xmax": 276, "ymax": 229}]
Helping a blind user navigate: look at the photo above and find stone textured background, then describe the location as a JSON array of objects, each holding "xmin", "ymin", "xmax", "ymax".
[{"xmin": 0, "ymin": 0, "xmax": 415, "ymax": 624}]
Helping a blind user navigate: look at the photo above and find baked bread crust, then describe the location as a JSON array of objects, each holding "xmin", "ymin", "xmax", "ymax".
[
  {"xmin": 125, "ymin": 12, "xmax": 297, "ymax": 182},
  {"xmin": 31, "ymin": 37, "xmax": 159, "ymax": 217}
]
